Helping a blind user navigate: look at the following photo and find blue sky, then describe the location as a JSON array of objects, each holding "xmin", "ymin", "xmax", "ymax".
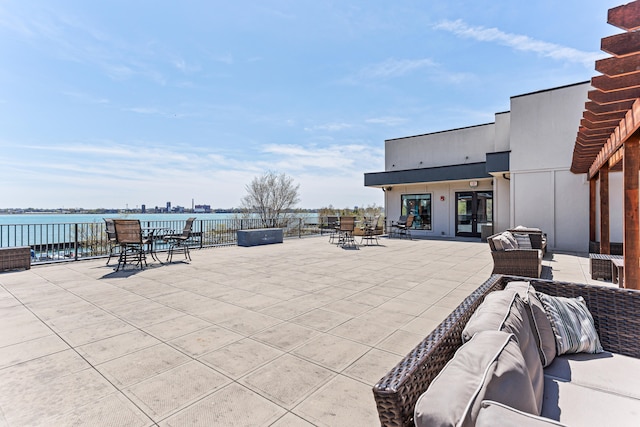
[{"xmin": 0, "ymin": 0, "xmax": 620, "ymax": 210}]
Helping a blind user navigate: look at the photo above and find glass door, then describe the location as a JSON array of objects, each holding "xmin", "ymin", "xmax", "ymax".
[{"xmin": 455, "ymin": 191, "xmax": 493, "ymax": 237}]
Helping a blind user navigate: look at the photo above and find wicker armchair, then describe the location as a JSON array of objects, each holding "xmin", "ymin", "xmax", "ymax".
[
  {"xmin": 488, "ymin": 232, "xmax": 542, "ymax": 278},
  {"xmin": 372, "ymin": 274, "xmax": 640, "ymax": 427}
]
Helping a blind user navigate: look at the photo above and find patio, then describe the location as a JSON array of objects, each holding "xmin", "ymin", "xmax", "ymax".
[{"xmin": 0, "ymin": 236, "xmax": 602, "ymax": 426}]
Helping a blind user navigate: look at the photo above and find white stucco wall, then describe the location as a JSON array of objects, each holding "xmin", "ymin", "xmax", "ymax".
[
  {"xmin": 385, "ymin": 123, "xmax": 495, "ymax": 171},
  {"xmin": 508, "ymin": 82, "xmax": 591, "ymax": 252},
  {"xmin": 494, "ymin": 112, "xmax": 510, "ymax": 153}
]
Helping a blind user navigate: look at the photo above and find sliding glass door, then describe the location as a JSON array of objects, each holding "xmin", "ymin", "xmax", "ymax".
[{"xmin": 455, "ymin": 191, "xmax": 493, "ymax": 237}]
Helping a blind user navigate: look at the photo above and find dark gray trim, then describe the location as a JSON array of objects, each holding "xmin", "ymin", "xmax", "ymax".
[
  {"xmin": 364, "ymin": 162, "xmax": 491, "ymax": 187},
  {"xmin": 486, "ymin": 151, "xmax": 510, "ymax": 173}
]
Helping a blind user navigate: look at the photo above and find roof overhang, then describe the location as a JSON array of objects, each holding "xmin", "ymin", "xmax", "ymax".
[{"xmin": 364, "ymin": 152, "xmax": 510, "ymax": 188}]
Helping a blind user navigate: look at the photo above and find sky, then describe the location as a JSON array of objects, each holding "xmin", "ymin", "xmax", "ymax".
[{"xmin": 0, "ymin": 0, "xmax": 622, "ymax": 210}]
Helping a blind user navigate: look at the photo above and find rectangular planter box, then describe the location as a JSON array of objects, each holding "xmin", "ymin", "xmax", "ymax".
[
  {"xmin": 0, "ymin": 247, "xmax": 31, "ymax": 271},
  {"xmin": 237, "ymin": 228, "xmax": 283, "ymax": 247}
]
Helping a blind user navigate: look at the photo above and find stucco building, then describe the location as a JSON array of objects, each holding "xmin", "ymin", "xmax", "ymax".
[{"xmin": 365, "ymin": 81, "xmax": 623, "ymax": 253}]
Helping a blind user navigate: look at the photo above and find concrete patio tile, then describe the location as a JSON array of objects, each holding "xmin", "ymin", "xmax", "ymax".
[
  {"xmin": 420, "ymin": 304, "xmax": 456, "ymax": 322},
  {"xmin": 240, "ymin": 354, "xmax": 334, "ymax": 409},
  {"xmin": 47, "ymin": 392, "xmax": 153, "ymax": 427},
  {"xmin": 400, "ymin": 315, "xmax": 443, "ymax": 336},
  {"xmin": 259, "ymin": 299, "xmax": 319, "ymax": 321},
  {"xmin": 0, "ymin": 314, "xmax": 55, "ymax": 347},
  {"xmin": 125, "ymin": 361, "xmax": 230, "ymax": 421},
  {"xmin": 58, "ymin": 317, "xmax": 136, "ymax": 347},
  {"xmin": 0, "ymin": 349, "xmax": 88, "ymax": 395},
  {"xmin": 356, "ymin": 307, "xmax": 415, "ymax": 329},
  {"xmin": 0, "ymin": 334, "xmax": 69, "ymax": 369},
  {"xmin": 96, "ymin": 343, "xmax": 191, "ymax": 387},
  {"xmin": 195, "ymin": 301, "xmax": 251, "ymax": 323},
  {"xmin": 76, "ymin": 330, "xmax": 161, "ymax": 365},
  {"xmin": 270, "ymin": 412, "xmax": 316, "ymax": 427},
  {"xmin": 0, "ymin": 367, "xmax": 115, "ymax": 426},
  {"xmin": 377, "ymin": 298, "xmax": 432, "ymax": 317},
  {"xmin": 321, "ymin": 299, "xmax": 371, "ymax": 317},
  {"xmin": 45, "ymin": 308, "xmax": 119, "ymax": 332},
  {"xmin": 292, "ymin": 333, "xmax": 370, "ymax": 371},
  {"xmin": 251, "ymin": 322, "xmax": 319, "ymax": 351},
  {"xmin": 115, "ymin": 305, "xmax": 185, "ymax": 328},
  {"xmin": 328, "ymin": 317, "xmax": 395, "ymax": 346},
  {"xmin": 142, "ymin": 314, "xmax": 212, "ymax": 341},
  {"xmin": 168, "ymin": 325, "xmax": 243, "ymax": 357},
  {"xmin": 293, "ymin": 374, "xmax": 380, "ymax": 427},
  {"xmin": 160, "ymin": 383, "xmax": 285, "ymax": 427},
  {"xmin": 215, "ymin": 309, "xmax": 282, "ymax": 336},
  {"xmin": 343, "ymin": 348, "xmax": 403, "ymax": 385},
  {"xmin": 233, "ymin": 293, "xmax": 283, "ymax": 310},
  {"xmin": 199, "ymin": 338, "xmax": 283, "ymax": 379},
  {"xmin": 376, "ymin": 330, "xmax": 425, "ymax": 356},
  {"xmin": 291, "ymin": 308, "xmax": 351, "ymax": 332}
]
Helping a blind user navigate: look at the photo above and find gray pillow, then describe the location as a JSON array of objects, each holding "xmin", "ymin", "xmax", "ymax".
[
  {"xmin": 537, "ymin": 293, "xmax": 603, "ymax": 355},
  {"xmin": 477, "ymin": 401, "xmax": 569, "ymax": 426},
  {"xmin": 462, "ymin": 290, "xmax": 544, "ymax": 414},
  {"xmin": 514, "ymin": 233, "xmax": 533, "ymax": 249},
  {"xmin": 414, "ymin": 330, "xmax": 538, "ymax": 427},
  {"xmin": 505, "ymin": 281, "xmax": 557, "ymax": 367}
]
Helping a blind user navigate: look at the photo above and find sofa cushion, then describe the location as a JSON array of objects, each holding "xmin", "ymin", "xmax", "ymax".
[
  {"xmin": 537, "ymin": 293, "xmax": 603, "ymax": 355},
  {"xmin": 505, "ymin": 281, "xmax": 556, "ymax": 367},
  {"xmin": 462, "ymin": 290, "xmax": 544, "ymax": 413},
  {"xmin": 414, "ymin": 330, "xmax": 537, "ymax": 427},
  {"xmin": 491, "ymin": 235, "xmax": 504, "ymax": 251},
  {"xmin": 544, "ymin": 351, "xmax": 640, "ymax": 400},
  {"xmin": 513, "ymin": 233, "xmax": 533, "ymax": 249},
  {"xmin": 542, "ymin": 376, "xmax": 640, "ymax": 426},
  {"xmin": 476, "ymin": 400, "xmax": 569, "ymax": 427}
]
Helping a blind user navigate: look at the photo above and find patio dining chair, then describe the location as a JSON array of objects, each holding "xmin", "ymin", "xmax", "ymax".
[
  {"xmin": 104, "ymin": 218, "xmax": 118, "ymax": 265},
  {"xmin": 336, "ymin": 216, "xmax": 357, "ymax": 248},
  {"xmin": 390, "ymin": 214, "xmax": 414, "ymax": 239},
  {"xmin": 164, "ymin": 217, "xmax": 195, "ymax": 262},
  {"xmin": 360, "ymin": 215, "xmax": 381, "ymax": 246},
  {"xmin": 326, "ymin": 216, "xmax": 340, "ymax": 244},
  {"xmin": 113, "ymin": 219, "xmax": 149, "ymax": 271}
]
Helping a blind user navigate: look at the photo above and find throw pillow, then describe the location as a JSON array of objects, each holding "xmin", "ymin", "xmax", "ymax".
[
  {"xmin": 414, "ymin": 330, "xmax": 538, "ymax": 427},
  {"xmin": 505, "ymin": 281, "xmax": 556, "ymax": 367},
  {"xmin": 513, "ymin": 233, "xmax": 533, "ymax": 250},
  {"xmin": 537, "ymin": 293, "xmax": 603, "ymax": 355},
  {"xmin": 502, "ymin": 231, "xmax": 518, "ymax": 249},
  {"xmin": 492, "ymin": 236, "xmax": 504, "ymax": 251},
  {"xmin": 499, "ymin": 233, "xmax": 516, "ymax": 250}
]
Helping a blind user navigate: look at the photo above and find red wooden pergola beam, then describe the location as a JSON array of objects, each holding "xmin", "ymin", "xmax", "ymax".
[
  {"xmin": 592, "ymin": 73, "xmax": 640, "ymax": 92},
  {"xmin": 588, "ymin": 86, "xmax": 640, "ymax": 104},
  {"xmin": 585, "ymin": 100, "xmax": 635, "ymax": 114},
  {"xmin": 601, "ymin": 30, "xmax": 640, "ymax": 56},
  {"xmin": 608, "ymin": 0, "xmax": 640, "ymax": 31},
  {"xmin": 596, "ymin": 53, "xmax": 640, "ymax": 77},
  {"xmin": 583, "ymin": 109, "xmax": 627, "ymax": 123}
]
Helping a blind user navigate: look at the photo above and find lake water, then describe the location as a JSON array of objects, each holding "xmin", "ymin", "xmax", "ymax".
[{"xmin": 0, "ymin": 213, "xmax": 239, "ymax": 226}]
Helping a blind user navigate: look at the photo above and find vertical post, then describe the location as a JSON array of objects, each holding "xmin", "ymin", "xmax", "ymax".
[
  {"xmin": 600, "ymin": 165, "xmax": 610, "ymax": 255},
  {"xmin": 589, "ymin": 177, "xmax": 596, "ymax": 245},
  {"xmin": 199, "ymin": 219, "xmax": 203, "ymax": 248},
  {"xmin": 74, "ymin": 223, "xmax": 79, "ymax": 261},
  {"xmin": 624, "ymin": 136, "xmax": 639, "ymax": 289},
  {"xmin": 299, "ymin": 218, "xmax": 302, "ymax": 238}
]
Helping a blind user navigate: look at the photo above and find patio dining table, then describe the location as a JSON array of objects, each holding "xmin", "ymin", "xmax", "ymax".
[{"xmin": 142, "ymin": 227, "xmax": 170, "ymax": 262}]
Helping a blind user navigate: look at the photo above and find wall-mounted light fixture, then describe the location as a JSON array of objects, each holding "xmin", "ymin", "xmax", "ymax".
[
  {"xmin": 386, "ymin": 187, "xmax": 393, "ymax": 191},
  {"xmin": 469, "ymin": 180, "xmax": 478, "ymax": 187}
]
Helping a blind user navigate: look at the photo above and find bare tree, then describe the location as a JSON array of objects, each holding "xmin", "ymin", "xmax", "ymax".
[{"xmin": 241, "ymin": 171, "xmax": 300, "ymax": 227}]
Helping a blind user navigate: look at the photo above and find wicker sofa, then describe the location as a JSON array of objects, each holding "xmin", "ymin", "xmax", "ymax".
[
  {"xmin": 488, "ymin": 231, "xmax": 543, "ymax": 278},
  {"xmin": 508, "ymin": 226, "xmax": 547, "ymax": 255},
  {"xmin": 372, "ymin": 274, "xmax": 640, "ymax": 427}
]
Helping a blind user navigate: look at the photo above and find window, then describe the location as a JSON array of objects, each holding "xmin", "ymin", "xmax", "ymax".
[{"xmin": 401, "ymin": 194, "xmax": 432, "ymax": 230}]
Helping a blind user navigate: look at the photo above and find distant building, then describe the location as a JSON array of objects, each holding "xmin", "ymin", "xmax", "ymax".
[
  {"xmin": 194, "ymin": 204, "xmax": 211, "ymax": 213},
  {"xmin": 141, "ymin": 204, "xmax": 146, "ymax": 213},
  {"xmin": 166, "ymin": 201, "xmax": 171, "ymax": 212}
]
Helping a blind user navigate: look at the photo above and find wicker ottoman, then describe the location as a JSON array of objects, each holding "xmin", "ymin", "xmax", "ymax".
[
  {"xmin": 0, "ymin": 247, "xmax": 31, "ymax": 272},
  {"xmin": 590, "ymin": 253, "xmax": 622, "ymax": 281}
]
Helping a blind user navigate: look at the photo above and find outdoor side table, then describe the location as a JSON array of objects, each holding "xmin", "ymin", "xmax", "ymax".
[
  {"xmin": 611, "ymin": 258, "xmax": 624, "ymax": 288},
  {"xmin": 589, "ymin": 253, "xmax": 623, "ymax": 281}
]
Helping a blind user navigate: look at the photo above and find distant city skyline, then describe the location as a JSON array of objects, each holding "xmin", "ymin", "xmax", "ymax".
[{"xmin": 0, "ymin": 1, "xmax": 619, "ymax": 209}]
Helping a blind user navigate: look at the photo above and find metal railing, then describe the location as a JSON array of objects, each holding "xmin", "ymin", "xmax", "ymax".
[{"xmin": 0, "ymin": 218, "xmax": 322, "ymax": 265}]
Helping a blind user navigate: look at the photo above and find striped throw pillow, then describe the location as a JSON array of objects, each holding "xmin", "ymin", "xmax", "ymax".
[{"xmin": 537, "ymin": 293, "xmax": 603, "ymax": 355}]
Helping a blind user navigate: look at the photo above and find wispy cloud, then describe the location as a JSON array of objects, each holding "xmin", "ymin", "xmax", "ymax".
[
  {"xmin": 365, "ymin": 116, "xmax": 407, "ymax": 126},
  {"xmin": 304, "ymin": 122, "xmax": 352, "ymax": 132},
  {"xmin": 433, "ymin": 19, "xmax": 604, "ymax": 67},
  {"xmin": 359, "ymin": 58, "xmax": 437, "ymax": 79}
]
